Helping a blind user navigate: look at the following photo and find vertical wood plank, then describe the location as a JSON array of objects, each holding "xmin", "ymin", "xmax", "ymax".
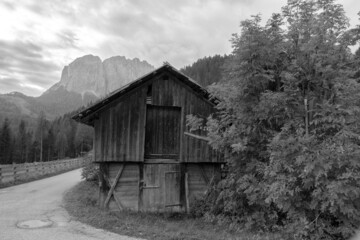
[
  {"xmin": 138, "ymin": 86, "xmax": 147, "ymax": 162},
  {"xmin": 185, "ymin": 172, "xmax": 190, "ymax": 213}
]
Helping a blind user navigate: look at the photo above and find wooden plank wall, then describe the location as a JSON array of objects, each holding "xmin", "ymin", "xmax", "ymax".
[
  {"xmin": 94, "ymin": 87, "xmax": 147, "ymax": 162},
  {"xmin": 102, "ymin": 163, "xmax": 221, "ymax": 212},
  {"xmin": 151, "ymin": 75, "xmax": 221, "ymax": 163},
  {"xmin": 107, "ymin": 163, "xmax": 139, "ymax": 211},
  {"xmin": 94, "ymin": 70, "xmax": 222, "ymax": 163}
]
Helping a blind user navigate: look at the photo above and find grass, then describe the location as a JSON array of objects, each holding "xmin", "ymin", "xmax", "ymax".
[{"xmin": 64, "ymin": 181, "xmax": 282, "ymax": 240}]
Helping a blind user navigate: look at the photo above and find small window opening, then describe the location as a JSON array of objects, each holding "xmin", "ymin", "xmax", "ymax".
[{"xmin": 146, "ymin": 85, "xmax": 152, "ymax": 104}]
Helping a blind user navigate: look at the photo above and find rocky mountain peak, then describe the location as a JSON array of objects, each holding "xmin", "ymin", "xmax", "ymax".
[{"xmin": 48, "ymin": 55, "xmax": 154, "ymax": 98}]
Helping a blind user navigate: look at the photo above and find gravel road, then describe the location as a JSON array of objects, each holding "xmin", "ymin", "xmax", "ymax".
[{"xmin": 0, "ymin": 169, "xmax": 143, "ymax": 240}]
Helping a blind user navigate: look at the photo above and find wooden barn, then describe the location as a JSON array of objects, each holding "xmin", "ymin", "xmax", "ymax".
[{"xmin": 72, "ymin": 63, "xmax": 224, "ymax": 212}]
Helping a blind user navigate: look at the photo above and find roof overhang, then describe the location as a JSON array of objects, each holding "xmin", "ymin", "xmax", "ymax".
[{"xmin": 72, "ymin": 63, "xmax": 219, "ymax": 126}]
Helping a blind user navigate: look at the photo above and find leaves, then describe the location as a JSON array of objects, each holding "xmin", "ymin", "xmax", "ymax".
[{"xmin": 201, "ymin": 0, "xmax": 360, "ymax": 239}]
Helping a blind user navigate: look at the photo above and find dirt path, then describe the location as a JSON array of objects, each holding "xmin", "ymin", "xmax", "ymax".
[{"xmin": 0, "ymin": 169, "xmax": 143, "ymax": 240}]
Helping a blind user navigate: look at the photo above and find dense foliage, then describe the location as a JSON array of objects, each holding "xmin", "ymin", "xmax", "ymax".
[
  {"xmin": 189, "ymin": 1, "xmax": 360, "ymax": 239},
  {"xmin": 81, "ymin": 152, "xmax": 98, "ymax": 182},
  {"xmin": 181, "ymin": 55, "xmax": 228, "ymax": 87},
  {"xmin": 0, "ymin": 111, "xmax": 93, "ymax": 164}
]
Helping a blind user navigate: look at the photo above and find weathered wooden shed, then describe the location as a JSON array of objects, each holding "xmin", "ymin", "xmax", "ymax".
[{"xmin": 72, "ymin": 63, "xmax": 223, "ymax": 212}]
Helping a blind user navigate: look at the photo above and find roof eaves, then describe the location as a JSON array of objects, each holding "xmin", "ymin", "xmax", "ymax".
[{"xmin": 72, "ymin": 62, "xmax": 219, "ymax": 124}]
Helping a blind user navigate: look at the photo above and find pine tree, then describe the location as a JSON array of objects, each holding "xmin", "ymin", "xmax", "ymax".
[
  {"xmin": 181, "ymin": 55, "xmax": 228, "ymax": 87},
  {"xmin": 25, "ymin": 131, "xmax": 33, "ymax": 163},
  {"xmin": 0, "ymin": 119, "xmax": 13, "ymax": 164},
  {"xmin": 35, "ymin": 111, "xmax": 47, "ymax": 162},
  {"xmin": 17, "ymin": 120, "xmax": 27, "ymax": 163},
  {"xmin": 75, "ymin": 124, "xmax": 93, "ymax": 155},
  {"xmin": 56, "ymin": 130, "xmax": 68, "ymax": 159},
  {"xmin": 46, "ymin": 128, "xmax": 55, "ymax": 161}
]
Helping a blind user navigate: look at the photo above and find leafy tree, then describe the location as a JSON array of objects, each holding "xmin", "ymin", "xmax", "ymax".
[{"xmin": 192, "ymin": 1, "xmax": 360, "ymax": 239}]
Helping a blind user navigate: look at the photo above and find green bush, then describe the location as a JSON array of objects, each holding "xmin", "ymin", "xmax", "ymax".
[
  {"xmin": 81, "ymin": 162, "xmax": 98, "ymax": 181},
  {"xmin": 189, "ymin": 196, "xmax": 209, "ymax": 218},
  {"xmin": 81, "ymin": 153, "xmax": 99, "ymax": 182},
  {"xmin": 187, "ymin": 1, "xmax": 360, "ymax": 239}
]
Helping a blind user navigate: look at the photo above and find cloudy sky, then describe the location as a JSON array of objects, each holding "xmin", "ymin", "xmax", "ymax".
[{"xmin": 0, "ymin": 0, "xmax": 359, "ymax": 97}]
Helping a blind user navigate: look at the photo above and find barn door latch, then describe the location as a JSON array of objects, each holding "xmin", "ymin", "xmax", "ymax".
[{"xmin": 139, "ymin": 180, "xmax": 159, "ymax": 189}]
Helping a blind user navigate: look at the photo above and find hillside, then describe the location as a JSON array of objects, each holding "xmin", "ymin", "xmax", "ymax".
[
  {"xmin": 0, "ymin": 55, "xmax": 154, "ymax": 129},
  {"xmin": 180, "ymin": 55, "xmax": 228, "ymax": 87}
]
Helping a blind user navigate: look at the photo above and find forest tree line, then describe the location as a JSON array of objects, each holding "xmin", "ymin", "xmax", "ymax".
[
  {"xmin": 181, "ymin": 54, "xmax": 228, "ymax": 87},
  {"xmin": 0, "ymin": 111, "xmax": 93, "ymax": 165},
  {"xmin": 186, "ymin": 0, "xmax": 360, "ymax": 239}
]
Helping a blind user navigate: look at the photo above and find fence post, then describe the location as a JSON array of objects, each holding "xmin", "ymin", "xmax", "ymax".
[
  {"xmin": 13, "ymin": 165, "xmax": 17, "ymax": 183},
  {"xmin": 0, "ymin": 158, "xmax": 84, "ymax": 186}
]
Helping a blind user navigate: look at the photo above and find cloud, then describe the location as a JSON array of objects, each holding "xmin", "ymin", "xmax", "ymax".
[
  {"xmin": 0, "ymin": 0, "xmax": 359, "ymax": 96},
  {"xmin": 0, "ymin": 77, "xmax": 22, "ymax": 90},
  {"xmin": 0, "ymin": 77, "xmax": 44, "ymax": 96},
  {"xmin": 0, "ymin": 40, "xmax": 43, "ymax": 59},
  {"xmin": 0, "ymin": 40, "xmax": 60, "ymax": 96},
  {"xmin": 56, "ymin": 29, "xmax": 79, "ymax": 48}
]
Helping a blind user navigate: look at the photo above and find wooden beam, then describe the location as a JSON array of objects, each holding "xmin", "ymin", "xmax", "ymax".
[
  {"xmin": 98, "ymin": 165, "xmax": 107, "ymax": 209},
  {"xmin": 204, "ymin": 175, "xmax": 216, "ymax": 196},
  {"xmin": 184, "ymin": 132, "xmax": 210, "ymax": 142},
  {"xmin": 104, "ymin": 165, "xmax": 125, "ymax": 209},
  {"xmin": 185, "ymin": 172, "xmax": 190, "ymax": 214},
  {"xmin": 199, "ymin": 165, "xmax": 210, "ymax": 185},
  {"xmin": 112, "ymin": 192, "xmax": 124, "ymax": 211},
  {"xmin": 103, "ymin": 174, "xmax": 124, "ymax": 210},
  {"xmin": 144, "ymin": 158, "xmax": 178, "ymax": 164},
  {"xmin": 138, "ymin": 163, "xmax": 143, "ymax": 211}
]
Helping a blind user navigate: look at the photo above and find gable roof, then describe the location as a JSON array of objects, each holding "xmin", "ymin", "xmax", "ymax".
[{"xmin": 72, "ymin": 63, "xmax": 218, "ymax": 126}]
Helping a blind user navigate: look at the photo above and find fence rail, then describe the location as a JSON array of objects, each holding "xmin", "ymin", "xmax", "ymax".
[{"xmin": 0, "ymin": 158, "xmax": 84, "ymax": 185}]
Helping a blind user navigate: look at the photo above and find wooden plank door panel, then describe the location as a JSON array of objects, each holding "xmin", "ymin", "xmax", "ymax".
[
  {"xmin": 165, "ymin": 171, "xmax": 180, "ymax": 207},
  {"xmin": 141, "ymin": 164, "xmax": 161, "ymax": 211},
  {"xmin": 141, "ymin": 164, "xmax": 181, "ymax": 211},
  {"xmin": 145, "ymin": 105, "xmax": 181, "ymax": 159}
]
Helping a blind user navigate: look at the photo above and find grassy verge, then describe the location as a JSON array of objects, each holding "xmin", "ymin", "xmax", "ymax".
[
  {"xmin": 64, "ymin": 181, "xmax": 282, "ymax": 240},
  {"xmin": 0, "ymin": 168, "xmax": 81, "ymax": 189}
]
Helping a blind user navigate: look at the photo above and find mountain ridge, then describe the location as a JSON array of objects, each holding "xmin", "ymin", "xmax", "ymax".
[
  {"xmin": 44, "ymin": 54, "xmax": 154, "ymax": 98},
  {"xmin": 0, "ymin": 54, "xmax": 155, "ymax": 129}
]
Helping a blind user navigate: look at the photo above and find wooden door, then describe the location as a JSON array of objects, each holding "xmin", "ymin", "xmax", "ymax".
[
  {"xmin": 164, "ymin": 171, "xmax": 181, "ymax": 207},
  {"xmin": 141, "ymin": 164, "xmax": 181, "ymax": 211},
  {"xmin": 144, "ymin": 105, "xmax": 181, "ymax": 159}
]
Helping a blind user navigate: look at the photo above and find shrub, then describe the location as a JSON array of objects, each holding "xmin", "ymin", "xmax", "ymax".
[{"xmin": 81, "ymin": 152, "xmax": 99, "ymax": 182}]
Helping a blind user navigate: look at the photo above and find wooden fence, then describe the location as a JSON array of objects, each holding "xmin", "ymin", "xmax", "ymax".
[{"xmin": 0, "ymin": 158, "xmax": 84, "ymax": 185}]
